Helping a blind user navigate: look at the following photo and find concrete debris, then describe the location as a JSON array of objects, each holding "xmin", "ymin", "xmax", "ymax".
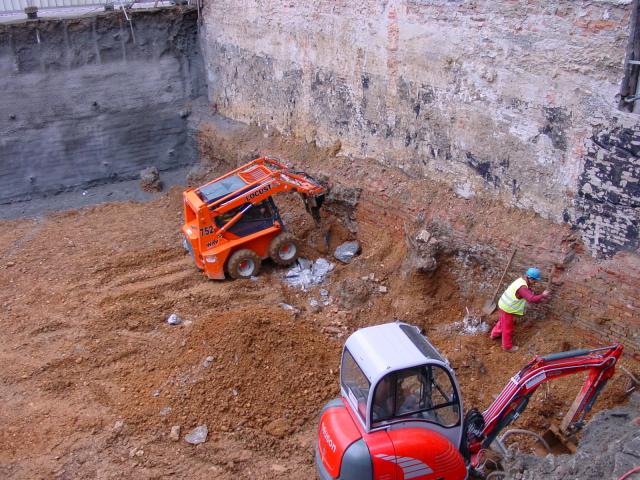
[
  {"xmin": 334, "ymin": 240, "xmax": 361, "ymax": 264},
  {"xmin": 159, "ymin": 406, "xmax": 172, "ymax": 416},
  {"xmin": 320, "ymin": 289, "xmax": 329, "ymax": 297},
  {"xmin": 139, "ymin": 166, "xmax": 162, "ymax": 192},
  {"xmin": 152, "ymin": 390, "xmax": 160, "ymax": 397},
  {"xmin": 184, "ymin": 425, "xmax": 208, "ymax": 445},
  {"xmin": 503, "ymin": 404, "xmax": 640, "ymax": 480},
  {"xmin": 169, "ymin": 425, "xmax": 181, "ymax": 442},
  {"xmin": 113, "ymin": 420, "xmax": 125, "ymax": 432},
  {"xmin": 284, "ymin": 258, "xmax": 335, "ymax": 289},
  {"xmin": 166, "ymin": 313, "xmax": 182, "ymax": 325},
  {"xmin": 452, "ymin": 309, "xmax": 489, "ymax": 335},
  {"xmin": 203, "ymin": 356, "xmax": 214, "ymax": 368},
  {"xmin": 378, "ymin": 285, "xmax": 388, "ymax": 293}
]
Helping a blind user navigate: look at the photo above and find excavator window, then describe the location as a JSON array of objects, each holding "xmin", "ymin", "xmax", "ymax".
[
  {"xmin": 371, "ymin": 365, "xmax": 460, "ymax": 428},
  {"xmin": 341, "ymin": 349, "xmax": 370, "ymax": 423}
]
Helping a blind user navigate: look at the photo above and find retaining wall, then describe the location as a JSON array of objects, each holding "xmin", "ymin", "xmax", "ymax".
[{"xmin": 0, "ymin": 7, "xmax": 205, "ymax": 203}]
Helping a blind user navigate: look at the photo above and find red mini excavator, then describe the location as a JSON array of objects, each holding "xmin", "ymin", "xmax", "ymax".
[
  {"xmin": 181, "ymin": 157, "xmax": 325, "ymax": 280},
  {"xmin": 316, "ymin": 322, "xmax": 623, "ymax": 480}
]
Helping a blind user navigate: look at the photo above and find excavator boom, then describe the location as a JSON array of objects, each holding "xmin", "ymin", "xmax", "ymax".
[{"xmin": 473, "ymin": 343, "xmax": 623, "ymax": 452}]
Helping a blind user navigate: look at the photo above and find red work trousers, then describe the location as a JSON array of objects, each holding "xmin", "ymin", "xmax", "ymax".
[{"xmin": 490, "ymin": 309, "xmax": 516, "ymax": 350}]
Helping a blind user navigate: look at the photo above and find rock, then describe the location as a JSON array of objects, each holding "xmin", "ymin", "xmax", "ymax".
[
  {"xmin": 336, "ymin": 278, "xmax": 370, "ymax": 308},
  {"xmin": 6, "ymin": 261, "xmax": 15, "ymax": 267},
  {"xmin": 402, "ymin": 227, "xmax": 440, "ymax": 275},
  {"xmin": 159, "ymin": 406, "xmax": 172, "ymax": 416},
  {"xmin": 326, "ymin": 182, "xmax": 361, "ymax": 209},
  {"xmin": 378, "ymin": 285, "xmax": 388, "ymax": 293},
  {"xmin": 152, "ymin": 390, "xmax": 160, "ymax": 397},
  {"xmin": 166, "ymin": 313, "xmax": 182, "ymax": 325},
  {"xmin": 308, "ymin": 298, "xmax": 321, "ymax": 313},
  {"xmin": 320, "ymin": 289, "xmax": 329, "ymax": 297},
  {"xmin": 334, "ymin": 240, "xmax": 361, "ymax": 264},
  {"xmin": 113, "ymin": 420, "xmax": 125, "ymax": 432},
  {"xmin": 203, "ymin": 356, "xmax": 214, "ymax": 368},
  {"xmin": 184, "ymin": 425, "xmax": 208, "ymax": 445},
  {"xmin": 139, "ymin": 166, "xmax": 162, "ymax": 192},
  {"xmin": 271, "ymin": 463, "xmax": 288, "ymax": 473},
  {"xmin": 415, "ymin": 229, "xmax": 432, "ymax": 245},
  {"xmin": 278, "ymin": 303, "xmax": 298, "ymax": 313},
  {"xmin": 186, "ymin": 163, "xmax": 213, "ymax": 186},
  {"xmin": 264, "ymin": 418, "xmax": 291, "ymax": 438},
  {"xmin": 169, "ymin": 425, "xmax": 181, "ymax": 441}
]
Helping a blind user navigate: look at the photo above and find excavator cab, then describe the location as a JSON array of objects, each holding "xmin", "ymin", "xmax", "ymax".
[{"xmin": 317, "ymin": 323, "xmax": 467, "ymax": 480}]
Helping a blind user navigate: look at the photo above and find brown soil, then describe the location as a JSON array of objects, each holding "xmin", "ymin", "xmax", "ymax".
[{"xmin": 1, "ymin": 154, "xmax": 637, "ymax": 478}]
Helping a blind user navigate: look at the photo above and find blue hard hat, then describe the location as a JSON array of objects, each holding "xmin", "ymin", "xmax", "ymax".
[{"xmin": 526, "ymin": 267, "xmax": 541, "ymax": 281}]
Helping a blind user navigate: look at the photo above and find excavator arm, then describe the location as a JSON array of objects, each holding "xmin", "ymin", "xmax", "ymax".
[{"xmin": 465, "ymin": 343, "xmax": 623, "ymax": 461}]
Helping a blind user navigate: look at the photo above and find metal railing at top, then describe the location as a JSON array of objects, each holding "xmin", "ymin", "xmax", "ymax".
[{"xmin": 0, "ymin": 0, "xmax": 113, "ymax": 13}]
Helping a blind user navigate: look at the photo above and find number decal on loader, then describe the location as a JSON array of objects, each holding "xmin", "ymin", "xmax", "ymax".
[
  {"xmin": 206, "ymin": 239, "xmax": 219, "ymax": 249},
  {"xmin": 200, "ymin": 226, "xmax": 215, "ymax": 237}
]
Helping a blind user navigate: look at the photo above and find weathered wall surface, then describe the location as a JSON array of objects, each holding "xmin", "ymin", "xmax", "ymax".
[
  {"xmin": 0, "ymin": 8, "xmax": 205, "ymax": 203},
  {"xmin": 200, "ymin": 0, "xmax": 639, "ymax": 260}
]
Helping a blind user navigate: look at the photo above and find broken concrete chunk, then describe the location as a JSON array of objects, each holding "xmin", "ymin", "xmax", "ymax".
[
  {"xmin": 139, "ymin": 166, "xmax": 162, "ymax": 192},
  {"xmin": 334, "ymin": 240, "xmax": 361, "ymax": 264},
  {"xmin": 285, "ymin": 258, "xmax": 334, "ymax": 289},
  {"xmin": 170, "ymin": 425, "xmax": 181, "ymax": 442},
  {"xmin": 166, "ymin": 313, "xmax": 182, "ymax": 325},
  {"xmin": 378, "ymin": 285, "xmax": 388, "ymax": 293},
  {"xmin": 184, "ymin": 425, "xmax": 208, "ymax": 445}
]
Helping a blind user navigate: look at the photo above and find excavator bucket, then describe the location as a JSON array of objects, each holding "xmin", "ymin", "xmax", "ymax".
[{"xmin": 541, "ymin": 424, "xmax": 576, "ymax": 454}]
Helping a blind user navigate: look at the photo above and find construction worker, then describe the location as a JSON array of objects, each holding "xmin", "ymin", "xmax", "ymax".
[{"xmin": 490, "ymin": 267, "xmax": 550, "ymax": 352}]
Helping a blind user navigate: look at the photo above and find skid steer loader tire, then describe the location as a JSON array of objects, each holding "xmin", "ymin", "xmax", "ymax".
[
  {"xmin": 269, "ymin": 233, "xmax": 300, "ymax": 266},
  {"xmin": 228, "ymin": 249, "xmax": 261, "ymax": 279}
]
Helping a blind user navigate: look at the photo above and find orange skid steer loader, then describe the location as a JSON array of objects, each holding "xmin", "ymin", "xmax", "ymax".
[{"xmin": 181, "ymin": 157, "xmax": 326, "ymax": 280}]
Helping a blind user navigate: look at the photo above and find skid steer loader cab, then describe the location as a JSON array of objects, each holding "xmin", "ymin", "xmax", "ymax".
[
  {"xmin": 317, "ymin": 322, "xmax": 467, "ymax": 480},
  {"xmin": 181, "ymin": 157, "xmax": 325, "ymax": 280}
]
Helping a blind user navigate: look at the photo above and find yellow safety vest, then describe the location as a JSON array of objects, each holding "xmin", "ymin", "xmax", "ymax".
[{"xmin": 498, "ymin": 277, "xmax": 528, "ymax": 315}]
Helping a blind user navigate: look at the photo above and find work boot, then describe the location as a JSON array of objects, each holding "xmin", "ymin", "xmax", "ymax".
[{"xmin": 504, "ymin": 346, "xmax": 519, "ymax": 353}]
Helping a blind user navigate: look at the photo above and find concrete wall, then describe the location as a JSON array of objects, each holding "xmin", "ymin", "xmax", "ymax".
[
  {"xmin": 199, "ymin": 0, "xmax": 640, "ymax": 260},
  {"xmin": 0, "ymin": 8, "xmax": 205, "ymax": 203}
]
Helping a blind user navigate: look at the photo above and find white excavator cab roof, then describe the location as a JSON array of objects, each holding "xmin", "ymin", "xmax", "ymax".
[
  {"xmin": 344, "ymin": 322, "xmax": 447, "ymax": 379},
  {"xmin": 340, "ymin": 322, "xmax": 462, "ymax": 438}
]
